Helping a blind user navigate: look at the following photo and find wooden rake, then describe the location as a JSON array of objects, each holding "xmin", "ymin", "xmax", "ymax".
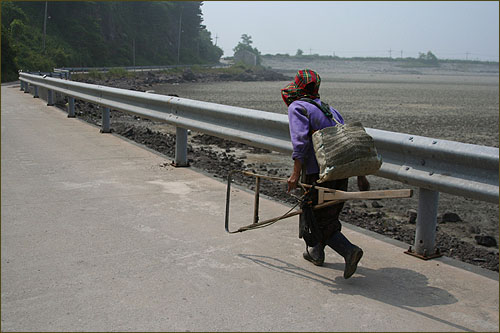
[{"xmin": 225, "ymin": 170, "xmax": 413, "ymax": 233}]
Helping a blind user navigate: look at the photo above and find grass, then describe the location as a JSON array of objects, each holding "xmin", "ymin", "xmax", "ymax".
[{"xmin": 72, "ymin": 68, "xmax": 137, "ymax": 81}]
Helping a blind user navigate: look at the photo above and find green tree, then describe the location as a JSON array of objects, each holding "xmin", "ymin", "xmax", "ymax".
[
  {"xmin": 233, "ymin": 34, "xmax": 253, "ymax": 53},
  {"xmin": 418, "ymin": 50, "xmax": 439, "ymax": 65},
  {"xmin": 1, "ymin": 1, "xmax": 25, "ymax": 81},
  {"xmin": 198, "ymin": 29, "xmax": 223, "ymax": 63},
  {"xmin": 1, "ymin": 26, "xmax": 19, "ymax": 82},
  {"xmin": 295, "ymin": 49, "xmax": 304, "ymax": 56},
  {"xmin": 1, "ymin": 0, "xmax": 223, "ymax": 80}
]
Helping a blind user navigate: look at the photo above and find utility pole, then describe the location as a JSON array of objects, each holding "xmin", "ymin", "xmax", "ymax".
[
  {"xmin": 400, "ymin": 50, "xmax": 403, "ymax": 58},
  {"xmin": 132, "ymin": 38, "xmax": 136, "ymax": 67},
  {"xmin": 388, "ymin": 48, "xmax": 392, "ymax": 58},
  {"xmin": 177, "ymin": 5, "xmax": 183, "ymax": 64},
  {"xmin": 43, "ymin": 1, "xmax": 48, "ymax": 52},
  {"xmin": 466, "ymin": 51, "xmax": 469, "ymax": 61},
  {"xmin": 214, "ymin": 33, "xmax": 218, "ymax": 46}
]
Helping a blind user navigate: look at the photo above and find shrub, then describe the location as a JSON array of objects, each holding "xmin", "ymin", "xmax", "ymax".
[{"xmin": 108, "ymin": 67, "xmax": 129, "ymax": 78}]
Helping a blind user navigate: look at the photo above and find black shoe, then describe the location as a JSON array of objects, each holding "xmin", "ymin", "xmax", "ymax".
[
  {"xmin": 302, "ymin": 244, "xmax": 325, "ymax": 266},
  {"xmin": 343, "ymin": 246, "xmax": 363, "ymax": 279},
  {"xmin": 326, "ymin": 231, "xmax": 363, "ymax": 279}
]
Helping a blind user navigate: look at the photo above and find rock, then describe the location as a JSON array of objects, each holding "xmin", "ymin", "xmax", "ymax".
[
  {"xmin": 472, "ymin": 258, "xmax": 487, "ymax": 262},
  {"xmin": 475, "ymin": 235, "xmax": 497, "ymax": 247},
  {"xmin": 236, "ymin": 72, "xmax": 256, "ymax": 81},
  {"xmin": 219, "ymin": 73, "xmax": 232, "ymax": 80},
  {"xmin": 367, "ymin": 211, "xmax": 384, "ymax": 218},
  {"xmin": 469, "ymin": 225, "xmax": 481, "ymax": 234},
  {"xmin": 182, "ymin": 69, "xmax": 197, "ymax": 81},
  {"xmin": 441, "ymin": 212, "xmax": 462, "ymax": 223},
  {"xmin": 407, "ymin": 209, "xmax": 417, "ymax": 224},
  {"xmin": 371, "ymin": 200, "xmax": 384, "ymax": 208}
]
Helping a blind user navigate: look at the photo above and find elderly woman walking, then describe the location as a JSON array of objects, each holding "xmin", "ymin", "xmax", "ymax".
[{"xmin": 281, "ymin": 69, "xmax": 368, "ymax": 279}]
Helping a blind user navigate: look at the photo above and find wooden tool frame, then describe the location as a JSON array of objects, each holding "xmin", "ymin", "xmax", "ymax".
[{"xmin": 225, "ymin": 170, "xmax": 413, "ymax": 234}]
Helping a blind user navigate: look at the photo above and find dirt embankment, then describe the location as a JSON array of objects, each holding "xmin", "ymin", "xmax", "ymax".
[
  {"xmin": 73, "ymin": 66, "xmax": 289, "ymax": 91},
  {"xmin": 69, "ymin": 68, "xmax": 499, "ymax": 272}
]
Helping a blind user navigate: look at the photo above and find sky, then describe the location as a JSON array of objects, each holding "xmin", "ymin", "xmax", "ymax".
[{"xmin": 201, "ymin": 1, "xmax": 499, "ymax": 61}]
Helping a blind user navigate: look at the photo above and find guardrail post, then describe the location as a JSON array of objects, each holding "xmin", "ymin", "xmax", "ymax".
[
  {"xmin": 47, "ymin": 89, "xmax": 54, "ymax": 105},
  {"xmin": 24, "ymin": 83, "xmax": 30, "ymax": 94},
  {"xmin": 174, "ymin": 127, "xmax": 189, "ymax": 167},
  {"xmin": 33, "ymin": 85, "xmax": 39, "ymax": 98},
  {"xmin": 101, "ymin": 107, "xmax": 111, "ymax": 133},
  {"xmin": 20, "ymin": 81, "xmax": 25, "ymax": 91},
  {"xmin": 412, "ymin": 188, "xmax": 440, "ymax": 258},
  {"xmin": 67, "ymin": 97, "xmax": 75, "ymax": 118}
]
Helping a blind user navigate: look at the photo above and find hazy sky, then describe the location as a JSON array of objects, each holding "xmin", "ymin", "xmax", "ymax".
[{"xmin": 201, "ymin": 1, "xmax": 499, "ymax": 61}]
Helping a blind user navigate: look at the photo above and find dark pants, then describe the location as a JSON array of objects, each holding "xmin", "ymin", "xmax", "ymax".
[{"xmin": 303, "ymin": 174, "xmax": 348, "ymax": 243}]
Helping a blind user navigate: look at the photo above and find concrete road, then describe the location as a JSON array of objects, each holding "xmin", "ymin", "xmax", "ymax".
[{"xmin": 1, "ymin": 83, "xmax": 498, "ymax": 332}]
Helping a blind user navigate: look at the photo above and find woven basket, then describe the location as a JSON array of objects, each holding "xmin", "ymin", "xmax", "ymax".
[{"xmin": 312, "ymin": 121, "xmax": 382, "ymax": 183}]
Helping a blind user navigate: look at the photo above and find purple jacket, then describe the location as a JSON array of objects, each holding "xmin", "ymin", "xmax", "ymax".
[{"xmin": 288, "ymin": 98, "xmax": 345, "ymax": 175}]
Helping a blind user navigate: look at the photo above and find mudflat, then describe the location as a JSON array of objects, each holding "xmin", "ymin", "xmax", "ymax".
[{"xmin": 159, "ymin": 58, "xmax": 499, "ymax": 148}]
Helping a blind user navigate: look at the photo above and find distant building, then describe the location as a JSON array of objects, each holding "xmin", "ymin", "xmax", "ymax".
[{"xmin": 234, "ymin": 50, "xmax": 257, "ymax": 66}]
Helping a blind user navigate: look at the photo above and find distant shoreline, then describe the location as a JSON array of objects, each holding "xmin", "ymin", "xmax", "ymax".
[{"xmin": 258, "ymin": 54, "xmax": 499, "ymax": 66}]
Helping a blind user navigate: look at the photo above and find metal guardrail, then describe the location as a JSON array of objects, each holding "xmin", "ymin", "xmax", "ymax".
[
  {"xmin": 19, "ymin": 72, "xmax": 499, "ymax": 259},
  {"xmin": 368, "ymin": 128, "xmax": 498, "ymax": 203},
  {"xmin": 53, "ymin": 63, "xmax": 229, "ymax": 79},
  {"xmin": 23, "ymin": 71, "xmax": 67, "ymax": 79}
]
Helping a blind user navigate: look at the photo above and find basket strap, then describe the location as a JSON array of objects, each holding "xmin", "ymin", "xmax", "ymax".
[{"xmin": 298, "ymin": 97, "xmax": 340, "ymax": 125}]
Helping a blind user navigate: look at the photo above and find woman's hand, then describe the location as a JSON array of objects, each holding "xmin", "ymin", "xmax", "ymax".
[
  {"xmin": 287, "ymin": 172, "xmax": 300, "ymax": 192},
  {"xmin": 357, "ymin": 176, "xmax": 370, "ymax": 191},
  {"xmin": 287, "ymin": 159, "xmax": 303, "ymax": 192}
]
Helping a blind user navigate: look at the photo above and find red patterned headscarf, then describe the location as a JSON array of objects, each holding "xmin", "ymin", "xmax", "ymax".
[{"xmin": 281, "ymin": 69, "xmax": 321, "ymax": 106}]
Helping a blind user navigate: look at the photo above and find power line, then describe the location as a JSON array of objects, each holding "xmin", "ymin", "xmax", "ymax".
[{"xmin": 177, "ymin": 5, "xmax": 183, "ymax": 64}]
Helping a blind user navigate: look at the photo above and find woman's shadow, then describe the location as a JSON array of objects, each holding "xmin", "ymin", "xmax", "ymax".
[{"xmin": 239, "ymin": 254, "xmax": 470, "ymax": 331}]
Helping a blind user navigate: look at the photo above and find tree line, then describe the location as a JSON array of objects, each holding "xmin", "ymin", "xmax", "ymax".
[{"xmin": 1, "ymin": 1, "xmax": 223, "ymax": 82}]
